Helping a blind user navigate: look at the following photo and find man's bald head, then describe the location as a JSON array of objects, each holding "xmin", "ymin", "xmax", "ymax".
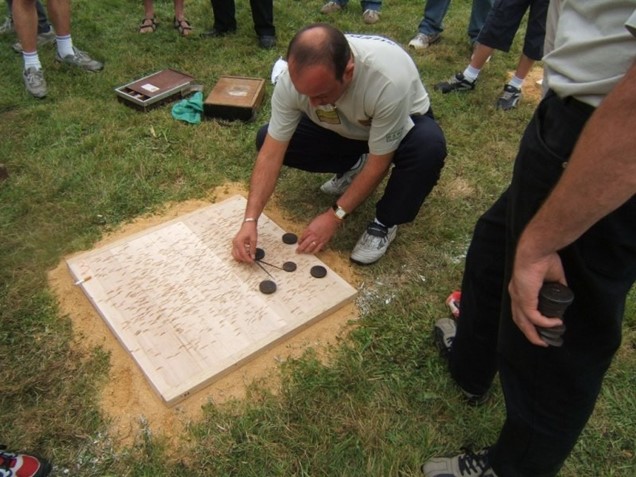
[{"xmin": 286, "ymin": 23, "xmax": 352, "ymax": 82}]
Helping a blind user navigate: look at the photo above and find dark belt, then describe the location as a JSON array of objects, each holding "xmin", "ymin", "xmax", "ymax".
[{"xmin": 559, "ymin": 93, "xmax": 596, "ymax": 118}]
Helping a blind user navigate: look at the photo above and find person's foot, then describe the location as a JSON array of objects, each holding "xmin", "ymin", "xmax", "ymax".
[
  {"xmin": 350, "ymin": 222, "xmax": 397, "ymax": 265},
  {"xmin": 23, "ymin": 67, "xmax": 47, "ymax": 99},
  {"xmin": 0, "ymin": 16, "xmax": 13, "ymax": 35},
  {"xmin": 55, "ymin": 46, "xmax": 103, "ymax": 72},
  {"xmin": 320, "ymin": 154, "xmax": 368, "ymax": 196},
  {"xmin": 422, "ymin": 448, "xmax": 497, "ymax": 477},
  {"xmin": 0, "ymin": 446, "xmax": 52, "ymax": 477},
  {"xmin": 320, "ymin": 1, "xmax": 343, "ymax": 14},
  {"xmin": 200, "ymin": 27, "xmax": 236, "ymax": 38},
  {"xmin": 12, "ymin": 27, "xmax": 56, "ymax": 53},
  {"xmin": 496, "ymin": 84, "xmax": 522, "ymax": 110},
  {"xmin": 408, "ymin": 32, "xmax": 441, "ymax": 50},
  {"xmin": 362, "ymin": 9, "xmax": 380, "ymax": 24},
  {"xmin": 258, "ymin": 35, "xmax": 277, "ymax": 49},
  {"xmin": 434, "ymin": 73, "xmax": 476, "ymax": 94}
]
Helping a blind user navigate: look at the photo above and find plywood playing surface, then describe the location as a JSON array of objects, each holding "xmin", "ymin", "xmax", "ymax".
[{"xmin": 66, "ymin": 195, "xmax": 357, "ymax": 406}]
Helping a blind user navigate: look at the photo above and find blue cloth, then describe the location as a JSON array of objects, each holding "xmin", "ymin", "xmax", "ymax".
[
  {"xmin": 418, "ymin": 0, "xmax": 493, "ymax": 42},
  {"xmin": 171, "ymin": 92, "xmax": 203, "ymax": 125}
]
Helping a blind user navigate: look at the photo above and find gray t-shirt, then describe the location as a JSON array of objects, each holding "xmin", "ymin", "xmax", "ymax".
[
  {"xmin": 544, "ymin": 1, "xmax": 636, "ymax": 107},
  {"xmin": 268, "ymin": 34, "xmax": 431, "ymax": 155}
]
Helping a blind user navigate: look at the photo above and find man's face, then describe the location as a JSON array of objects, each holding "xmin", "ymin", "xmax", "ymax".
[{"xmin": 288, "ymin": 60, "xmax": 353, "ymax": 107}]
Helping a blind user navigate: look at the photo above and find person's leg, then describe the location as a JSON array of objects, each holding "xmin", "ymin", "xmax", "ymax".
[
  {"xmin": 142, "ymin": 0, "xmax": 154, "ymax": 19},
  {"xmin": 211, "ymin": 0, "xmax": 236, "ymax": 33},
  {"xmin": 467, "ymin": 0, "xmax": 494, "ymax": 43},
  {"xmin": 489, "ymin": 92, "xmax": 636, "ymax": 476},
  {"xmin": 475, "ymin": 0, "xmax": 529, "ymax": 55},
  {"xmin": 417, "ymin": 0, "xmax": 451, "ymax": 36},
  {"xmin": 45, "ymin": 0, "xmax": 70, "ymax": 36},
  {"xmin": 35, "ymin": 0, "xmax": 50, "ymax": 33},
  {"xmin": 521, "ymin": 0, "xmax": 549, "ymax": 62},
  {"xmin": 374, "ymin": 113, "xmax": 446, "ymax": 226},
  {"xmin": 12, "ymin": 0, "xmax": 38, "ymax": 52},
  {"xmin": 249, "ymin": 0, "xmax": 275, "ymax": 37},
  {"xmin": 256, "ymin": 116, "xmax": 365, "ymax": 173}
]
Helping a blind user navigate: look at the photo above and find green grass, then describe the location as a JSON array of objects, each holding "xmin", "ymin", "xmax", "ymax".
[{"xmin": 1, "ymin": 0, "xmax": 634, "ymax": 475}]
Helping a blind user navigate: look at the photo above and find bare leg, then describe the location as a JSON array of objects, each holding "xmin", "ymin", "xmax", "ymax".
[
  {"xmin": 469, "ymin": 43, "xmax": 495, "ymax": 70},
  {"xmin": 12, "ymin": 0, "xmax": 38, "ymax": 52},
  {"xmin": 512, "ymin": 54, "xmax": 535, "ymax": 82}
]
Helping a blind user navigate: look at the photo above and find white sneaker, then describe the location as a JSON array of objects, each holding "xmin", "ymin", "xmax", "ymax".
[
  {"xmin": 320, "ymin": 154, "xmax": 368, "ymax": 196},
  {"xmin": 408, "ymin": 32, "xmax": 441, "ymax": 50},
  {"xmin": 0, "ymin": 16, "xmax": 14, "ymax": 35},
  {"xmin": 12, "ymin": 27, "xmax": 56, "ymax": 53},
  {"xmin": 350, "ymin": 222, "xmax": 397, "ymax": 265},
  {"xmin": 362, "ymin": 9, "xmax": 380, "ymax": 24},
  {"xmin": 422, "ymin": 448, "xmax": 497, "ymax": 477},
  {"xmin": 23, "ymin": 67, "xmax": 47, "ymax": 99}
]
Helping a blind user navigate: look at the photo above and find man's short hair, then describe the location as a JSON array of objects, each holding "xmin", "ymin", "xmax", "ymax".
[{"xmin": 286, "ymin": 23, "xmax": 352, "ymax": 82}]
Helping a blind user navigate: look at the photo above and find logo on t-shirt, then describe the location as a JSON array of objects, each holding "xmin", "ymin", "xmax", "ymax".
[
  {"xmin": 385, "ymin": 128, "xmax": 403, "ymax": 142},
  {"xmin": 315, "ymin": 108, "xmax": 341, "ymax": 124}
]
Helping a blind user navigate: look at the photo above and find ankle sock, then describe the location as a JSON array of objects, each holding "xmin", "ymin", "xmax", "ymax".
[
  {"xmin": 373, "ymin": 218, "xmax": 388, "ymax": 228},
  {"xmin": 23, "ymin": 51, "xmax": 42, "ymax": 70},
  {"xmin": 56, "ymin": 34, "xmax": 74, "ymax": 58},
  {"xmin": 463, "ymin": 65, "xmax": 480, "ymax": 82},
  {"xmin": 507, "ymin": 75, "xmax": 524, "ymax": 90}
]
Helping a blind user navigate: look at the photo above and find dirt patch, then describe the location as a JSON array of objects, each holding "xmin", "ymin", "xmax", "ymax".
[{"xmin": 48, "ymin": 183, "xmax": 360, "ymax": 448}]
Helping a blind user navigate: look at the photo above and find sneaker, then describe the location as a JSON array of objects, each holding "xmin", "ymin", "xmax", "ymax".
[
  {"xmin": 408, "ymin": 32, "xmax": 441, "ymax": 50},
  {"xmin": 350, "ymin": 222, "xmax": 397, "ymax": 265},
  {"xmin": 0, "ymin": 16, "xmax": 13, "ymax": 35},
  {"xmin": 0, "ymin": 446, "xmax": 52, "ymax": 477},
  {"xmin": 258, "ymin": 35, "xmax": 277, "ymax": 49},
  {"xmin": 12, "ymin": 27, "xmax": 56, "ymax": 53},
  {"xmin": 422, "ymin": 448, "xmax": 497, "ymax": 477},
  {"xmin": 23, "ymin": 67, "xmax": 47, "ymax": 99},
  {"xmin": 320, "ymin": 154, "xmax": 368, "ymax": 196},
  {"xmin": 362, "ymin": 9, "xmax": 380, "ymax": 24},
  {"xmin": 434, "ymin": 73, "xmax": 476, "ymax": 94},
  {"xmin": 55, "ymin": 46, "xmax": 103, "ymax": 72},
  {"xmin": 496, "ymin": 84, "xmax": 521, "ymax": 110},
  {"xmin": 320, "ymin": 1, "xmax": 343, "ymax": 14},
  {"xmin": 446, "ymin": 290, "xmax": 461, "ymax": 319}
]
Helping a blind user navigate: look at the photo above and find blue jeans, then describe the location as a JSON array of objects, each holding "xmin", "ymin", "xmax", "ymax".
[
  {"xmin": 417, "ymin": 0, "xmax": 493, "ymax": 42},
  {"xmin": 450, "ymin": 91, "xmax": 636, "ymax": 476},
  {"xmin": 335, "ymin": 0, "xmax": 382, "ymax": 11}
]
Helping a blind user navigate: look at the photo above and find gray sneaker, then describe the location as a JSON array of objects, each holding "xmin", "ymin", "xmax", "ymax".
[
  {"xmin": 320, "ymin": 154, "xmax": 368, "ymax": 195},
  {"xmin": 408, "ymin": 32, "xmax": 441, "ymax": 50},
  {"xmin": 55, "ymin": 46, "xmax": 103, "ymax": 72},
  {"xmin": 12, "ymin": 27, "xmax": 56, "ymax": 53},
  {"xmin": 496, "ymin": 84, "xmax": 522, "ymax": 110},
  {"xmin": 435, "ymin": 73, "xmax": 476, "ymax": 94},
  {"xmin": 350, "ymin": 222, "xmax": 397, "ymax": 265},
  {"xmin": 23, "ymin": 67, "xmax": 47, "ymax": 98},
  {"xmin": 422, "ymin": 448, "xmax": 497, "ymax": 477},
  {"xmin": 0, "ymin": 16, "xmax": 13, "ymax": 35}
]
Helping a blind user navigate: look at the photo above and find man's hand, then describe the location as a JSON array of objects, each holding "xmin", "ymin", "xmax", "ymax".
[
  {"xmin": 232, "ymin": 222, "xmax": 258, "ymax": 262},
  {"xmin": 508, "ymin": 247, "xmax": 567, "ymax": 347},
  {"xmin": 297, "ymin": 210, "xmax": 342, "ymax": 253}
]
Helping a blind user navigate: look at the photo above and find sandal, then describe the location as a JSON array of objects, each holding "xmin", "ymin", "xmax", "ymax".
[
  {"xmin": 139, "ymin": 17, "xmax": 158, "ymax": 34},
  {"xmin": 173, "ymin": 17, "xmax": 192, "ymax": 37}
]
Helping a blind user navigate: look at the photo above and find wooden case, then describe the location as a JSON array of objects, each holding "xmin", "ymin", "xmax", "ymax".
[
  {"xmin": 115, "ymin": 69, "xmax": 197, "ymax": 112},
  {"xmin": 204, "ymin": 76, "xmax": 266, "ymax": 121}
]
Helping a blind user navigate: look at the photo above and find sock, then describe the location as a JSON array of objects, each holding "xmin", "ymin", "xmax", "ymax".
[
  {"xmin": 23, "ymin": 51, "xmax": 42, "ymax": 70},
  {"xmin": 373, "ymin": 218, "xmax": 388, "ymax": 228},
  {"xmin": 462, "ymin": 65, "xmax": 480, "ymax": 82},
  {"xmin": 507, "ymin": 75, "xmax": 524, "ymax": 90},
  {"xmin": 56, "ymin": 34, "xmax": 74, "ymax": 58}
]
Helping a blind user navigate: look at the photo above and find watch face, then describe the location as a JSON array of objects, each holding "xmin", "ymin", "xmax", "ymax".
[{"xmin": 334, "ymin": 206, "xmax": 347, "ymax": 219}]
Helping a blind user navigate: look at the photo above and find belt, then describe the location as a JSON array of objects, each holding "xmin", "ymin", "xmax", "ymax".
[{"xmin": 560, "ymin": 94, "xmax": 596, "ymax": 118}]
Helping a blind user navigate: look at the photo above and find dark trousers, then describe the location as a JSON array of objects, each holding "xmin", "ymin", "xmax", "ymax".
[
  {"xmin": 256, "ymin": 113, "xmax": 447, "ymax": 226},
  {"xmin": 450, "ymin": 90, "xmax": 636, "ymax": 476},
  {"xmin": 210, "ymin": 0, "xmax": 275, "ymax": 37}
]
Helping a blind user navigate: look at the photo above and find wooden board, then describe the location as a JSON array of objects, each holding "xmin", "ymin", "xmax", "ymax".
[
  {"xmin": 204, "ymin": 76, "xmax": 265, "ymax": 121},
  {"xmin": 66, "ymin": 196, "xmax": 357, "ymax": 406}
]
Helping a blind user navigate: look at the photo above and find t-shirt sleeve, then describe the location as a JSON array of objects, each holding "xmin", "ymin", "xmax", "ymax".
[{"xmin": 267, "ymin": 74, "xmax": 302, "ymax": 143}]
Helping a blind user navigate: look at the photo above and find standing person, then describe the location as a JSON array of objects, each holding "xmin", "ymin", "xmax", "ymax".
[
  {"xmin": 1, "ymin": 0, "xmax": 55, "ymax": 52},
  {"xmin": 408, "ymin": 0, "xmax": 493, "ymax": 50},
  {"xmin": 434, "ymin": 0, "xmax": 548, "ymax": 110},
  {"xmin": 200, "ymin": 0, "xmax": 276, "ymax": 49},
  {"xmin": 138, "ymin": 0, "xmax": 191, "ymax": 36},
  {"xmin": 423, "ymin": 2, "xmax": 636, "ymax": 476},
  {"xmin": 232, "ymin": 23, "xmax": 446, "ymax": 266},
  {"xmin": 12, "ymin": 0, "xmax": 103, "ymax": 99},
  {"xmin": 0, "ymin": 445, "xmax": 51, "ymax": 477},
  {"xmin": 320, "ymin": 0, "xmax": 383, "ymax": 25}
]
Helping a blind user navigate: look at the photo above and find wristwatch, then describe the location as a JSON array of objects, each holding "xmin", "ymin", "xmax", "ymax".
[{"xmin": 332, "ymin": 203, "xmax": 348, "ymax": 220}]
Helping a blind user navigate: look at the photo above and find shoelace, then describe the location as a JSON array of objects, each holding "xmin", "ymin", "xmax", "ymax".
[{"xmin": 457, "ymin": 447, "xmax": 490, "ymax": 475}]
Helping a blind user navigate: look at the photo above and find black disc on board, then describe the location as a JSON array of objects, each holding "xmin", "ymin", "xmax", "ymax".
[
  {"xmin": 283, "ymin": 261, "xmax": 297, "ymax": 272},
  {"xmin": 310, "ymin": 265, "xmax": 327, "ymax": 278},
  {"xmin": 259, "ymin": 279, "xmax": 277, "ymax": 294},
  {"xmin": 255, "ymin": 248, "xmax": 265, "ymax": 261},
  {"xmin": 282, "ymin": 232, "xmax": 298, "ymax": 244}
]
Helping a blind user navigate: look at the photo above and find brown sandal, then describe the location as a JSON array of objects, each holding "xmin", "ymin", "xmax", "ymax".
[
  {"xmin": 173, "ymin": 17, "xmax": 192, "ymax": 37},
  {"xmin": 138, "ymin": 17, "xmax": 158, "ymax": 34}
]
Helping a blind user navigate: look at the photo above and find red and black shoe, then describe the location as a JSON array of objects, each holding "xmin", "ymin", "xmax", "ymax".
[{"xmin": 0, "ymin": 446, "xmax": 51, "ymax": 477}]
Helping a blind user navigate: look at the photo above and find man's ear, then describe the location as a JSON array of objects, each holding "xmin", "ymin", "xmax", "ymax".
[{"xmin": 343, "ymin": 58, "xmax": 355, "ymax": 82}]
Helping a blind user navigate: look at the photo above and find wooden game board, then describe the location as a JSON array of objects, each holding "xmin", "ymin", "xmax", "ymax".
[{"xmin": 66, "ymin": 196, "xmax": 357, "ymax": 406}]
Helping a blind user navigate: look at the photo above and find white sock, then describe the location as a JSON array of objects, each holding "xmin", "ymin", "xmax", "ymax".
[
  {"xmin": 23, "ymin": 51, "xmax": 42, "ymax": 70},
  {"xmin": 508, "ymin": 75, "xmax": 524, "ymax": 90},
  {"xmin": 56, "ymin": 34, "xmax": 74, "ymax": 58},
  {"xmin": 373, "ymin": 218, "xmax": 387, "ymax": 228},
  {"xmin": 463, "ymin": 65, "xmax": 480, "ymax": 82}
]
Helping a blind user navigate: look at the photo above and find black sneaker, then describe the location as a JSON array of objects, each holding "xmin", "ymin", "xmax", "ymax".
[
  {"xmin": 496, "ymin": 84, "xmax": 521, "ymax": 110},
  {"xmin": 422, "ymin": 448, "xmax": 497, "ymax": 477},
  {"xmin": 434, "ymin": 73, "xmax": 476, "ymax": 94},
  {"xmin": 0, "ymin": 446, "xmax": 51, "ymax": 477}
]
